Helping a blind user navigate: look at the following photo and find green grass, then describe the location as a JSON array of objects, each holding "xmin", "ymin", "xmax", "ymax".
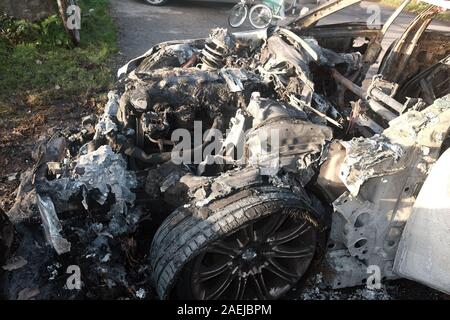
[
  {"xmin": 373, "ymin": 0, "xmax": 450, "ymax": 22},
  {"xmin": 0, "ymin": 0, "xmax": 117, "ymax": 113}
]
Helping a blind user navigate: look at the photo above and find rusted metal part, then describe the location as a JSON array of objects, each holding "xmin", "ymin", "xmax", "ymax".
[
  {"xmin": 379, "ymin": 5, "xmax": 441, "ymax": 84},
  {"xmin": 367, "ymin": 100, "xmax": 396, "ymax": 121},
  {"xmin": 181, "ymin": 54, "xmax": 198, "ymax": 68},
  {"xmin": 331, "ymin": 69, "xmax": 366, "ymax": 97},
  {"xmin": 290, "ymin": 94, "xmax": 343, "ymax": 128},
  {"xmin": 368, "ymin": 75, "xmax": 399, "ymax": 97},
  {"xmin": 200, "ymin": 29, "xmax": 236, "ymax": 70},
  {"xmin": 396, "ymin": 54, "xmax": 450, "ymax": 104},
  {"xmin": 331, "ymin": 69, "xmax": 397, "ymax": 121},
  {"xmin": 353, "ymin": 100, "xmax": 385, "ymax": 135},
  {"xmin": 365, "ymin": 76, "xmax": 404, "ymax": 113},
  {"xmin": 368, "ymin": 86, "xmax": 403, "ymax": 113},
  {"xmin": 347, "ymin": 0, "xmax": 411, "ymax": 86}
]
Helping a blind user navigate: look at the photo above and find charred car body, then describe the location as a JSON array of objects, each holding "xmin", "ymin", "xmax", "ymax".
[{"xmin": 2, "ymin": 0, "xmax": 450, "ymax": 299}]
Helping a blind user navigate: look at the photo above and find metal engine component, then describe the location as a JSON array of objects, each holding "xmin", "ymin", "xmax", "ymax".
[{"xmin": 200, "ymin": 28, "xmax": 236, "ymax": 69}]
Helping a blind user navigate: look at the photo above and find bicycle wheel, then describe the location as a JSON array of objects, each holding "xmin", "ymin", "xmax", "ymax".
[
  {"xmin": 228, "ymin": 3, "xmax": 248, "ymax": 28},
  {"xmin": 249, "ymin": 4, "xmax": 273, "ymax": 29},
  {"xmin": 284, "ymin": 0, "xmax": 296, "ymax": 13}
]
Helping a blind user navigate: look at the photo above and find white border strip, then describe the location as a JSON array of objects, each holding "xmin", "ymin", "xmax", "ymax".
[{"xmin": 420, "ymin": 0, "xmax": 450, "ymax": 10}]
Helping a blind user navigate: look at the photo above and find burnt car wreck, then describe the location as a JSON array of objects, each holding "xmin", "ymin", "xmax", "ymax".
[{"xmin": 1, "ymin": 0, "xmax": 449, "ymax": 300}]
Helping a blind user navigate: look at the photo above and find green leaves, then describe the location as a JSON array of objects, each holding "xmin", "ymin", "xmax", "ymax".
[
  {"xmin": 0, "ymin": 14, "xmax": 69, "ymax": 48},
  {"xmin": 0, "ymin": 0, "xmax": 117, "ymax": 104}
]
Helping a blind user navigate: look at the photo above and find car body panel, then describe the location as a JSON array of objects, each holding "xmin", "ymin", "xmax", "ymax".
[{"xmin": 394, "ymin": 148, "xmax": 450, "ymax": 295}]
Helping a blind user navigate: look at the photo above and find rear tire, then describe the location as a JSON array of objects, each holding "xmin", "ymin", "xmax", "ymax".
[
  {"xmin": 228, "ymin": 3, "xmax": 248, "ymax": 28},
  {"xmin": 249, "ymin": 4, "xmax": 273, "ymax": 29},
  {"xmin": 150, "ymin": 186, "xmax": 330, "ymax": 300}
]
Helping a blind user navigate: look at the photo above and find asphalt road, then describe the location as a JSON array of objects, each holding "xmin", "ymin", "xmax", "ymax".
[{"xmin": 110, "ymin": 0, "xmax": 449, "ymax": 61}]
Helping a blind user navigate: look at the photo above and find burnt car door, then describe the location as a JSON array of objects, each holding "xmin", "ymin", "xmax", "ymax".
[{"xmin": 378, "ymin": 5, "xmax": 450, "ymax": 103}]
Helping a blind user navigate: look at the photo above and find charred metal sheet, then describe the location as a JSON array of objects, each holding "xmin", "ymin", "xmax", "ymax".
[
  {"xmin": 36, "ymin": 194, "xmax": 71, "ymax": 255},
  {"xmin": 135, "ymin": 44, "xmax": 198, "ymax": 73},
  {"xmin": 38, "ymin": 145, "xmax": 137, "ymax": 213},
  {"xmin": 117, "ymin": 38, "xmax": 206, "ymax": 77},
  {"xmin": 339, "ymin": 136, "xmax": 404, "ymax": 196},
  {"xmin": 379, "ymin": 6, "xmax": 444, "ymax": 85},
  {"xmin": 316, "ymin": 140, "xmax": 347, "ymax": 203},
  {"xmin": 396, "ymin": 54, "xmax": 450, "ymax": 104},
  {"xmin": 331, "ymin": 69, "xmax": 397, "ymax": 122},
  {"xmin": 0, "ymin": 208, "xmax": 14, "ymax": 266},
  {"xmin": 246, "ymin": 106, "xmax": 332, "ymax": 178}
]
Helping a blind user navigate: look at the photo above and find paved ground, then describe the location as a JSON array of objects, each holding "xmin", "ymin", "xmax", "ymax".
[
  {"xmin": 110, "ymin": 0, "xmax": 449, "ymax": 61},
  {"xmin": 110, "ymin": 0, "xmax": 234, "ymax": 61}
]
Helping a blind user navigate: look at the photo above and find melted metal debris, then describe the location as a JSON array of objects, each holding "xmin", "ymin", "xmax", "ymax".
[{"xmin": 339, "ymin": 136, "xmax": 404, "ymax": 196}]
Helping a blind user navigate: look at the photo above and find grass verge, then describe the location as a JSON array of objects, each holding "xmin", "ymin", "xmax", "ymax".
[
  {"xmin": 373, "ymin": 0, "xmax": 450, "ymax": 22},
  {"xmin": 0, "ymin": 0, "xmax": 117, "ymax": 114},
  {"xmin": 0, "ymin": 0, "xmax": 118, "ymax": 209}
]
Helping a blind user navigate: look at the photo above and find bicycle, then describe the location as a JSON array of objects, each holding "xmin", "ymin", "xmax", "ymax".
[{"xmin": 228, "ymin": 0, "xmax": 296, "ymax": 29}]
